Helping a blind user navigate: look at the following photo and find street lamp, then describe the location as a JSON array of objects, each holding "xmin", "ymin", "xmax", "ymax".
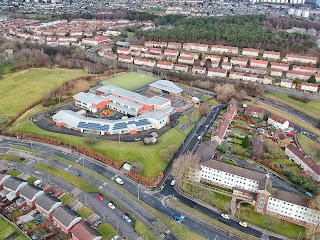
[
  {"xmin": 85, "ymin": 195, "xmax": 87, "ymax": 205},
  {"xmin": 137, "ymin": 184, "xmax": 140, "ymax": 201},
  {"xmin": 117, "ymin": 221, "xmax": 119, "ymax": 233}
]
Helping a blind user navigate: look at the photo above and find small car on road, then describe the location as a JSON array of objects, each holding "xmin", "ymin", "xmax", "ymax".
[
  {"xmin": 93, "ymin": 219, "xmax": 103, "ymax": 227},
  {"xmin": 123, "ymin": 214, "xmax": 132, "ymax": 223},
  {"xmin": 111, "ymin": 235, "xmax": 120, "ymax": 240},
  {"xmin": 170, "ymin": 180, "xmax": 176, "ymax": 186},
  {"xmin": 239, "ymin": 221, "xmax": 248, "ymax": 228},
  {"xmin": 116, "ymin": 177, "xmax": 124, "ymax": 185},
  {"xmin": 108, "ymin": 202, "xmax": 115, "ymax": 209},
  {"xmin": 96, "ymin": 194, "xmax": 103, "ymax": 201},
  {"xmin": 221, "ymin": 214, "xmax": 230, "ymax": 219}
]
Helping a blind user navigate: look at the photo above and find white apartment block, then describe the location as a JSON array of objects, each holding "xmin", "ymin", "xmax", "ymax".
[
  {"xmin": 242, "ymin": 48, "xmax": 259, "ymax": 57},
  {"xmin": 250, "ymin": 59, "xmax": 268, "ymax": 68},
  {"xmin": 157, "ymin": 61, "xmax": 174, "ymax": 70},
  {"xmin": 263, "ymin": 51, "xmax": 281, "ymax": 60},
  {"xmin": 133, "ymin": 58, "xmax": 156, "ymax": 67},
  {"xmin": 268, "ymin": 114, "xmax": 289, "ymax": 130},
  {"xmin": 211, "ymin": 45, "xmax": 239, "ymax": 54},
  {"xmin": 280, "ymin": 79, "xmax": 293, "ymax": 88},
  {"xmin": 204, "ymin": 55, "xmax": 221, "ymax": 62},
  {"xmin": 270, "ymin": 62, "xmax": 289, "ymax": 71},
  {"xmin": 285, "ymin": 54, "xmax": 318, "ymax": 65},
  {"xmin": 178, "ymin": 56, "xmax": 194, "ymax": 65},
  {"xmin": 286, "ymin": 70, "xmax": 312, "ymax": 80},
  {"xmin": 183, "ymin": 43, "xmax": 209, "ymax": 52},
  {"xmin": 301, "ymin": 82, "xmax": 319, "ymax": 93},
  {"xmin": 230, "ymin": 57, "xmax": 248, "ymax": 66},
  {"xmin": 292, "ymin": 66, "xmax": 317, "ymax": 74},
  {"xmin": 117, "ymin": 55, "xmax": 133, "ymax": 64},
  {"xmin": 207, "ymin": 68, "xmax": 227, "ymax": 78},
  {"xmin": 180, "ymin": 52, "xmax": 199, "ymax": 59},
  {"xmin": 144, "ymin": 41, "xmax": 167, "ymax": 48},
  {"xmin": 117, "ymin": 47, "xmax": 131, "ymax": 55},
  {"xmin": 167, "ymin": 42, "xmax": 182, "ymax": 50},
  {"xmin": 270, "ymin": 69, "xmax": 283, "ymax": 77},
  {"xmin": 174, "ymin": 64, "xmax": 189, "ymax": 72},
  {"xmin": 229, "ymin": 71, "xmax": 244, "ymax": 80},
  {"xmin": 192, "ymin": 66, "xmax": 206, "ymax": 74}
]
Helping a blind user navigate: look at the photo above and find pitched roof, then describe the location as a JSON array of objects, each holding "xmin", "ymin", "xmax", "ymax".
[
  {"xmin": 53, "ymin": 205, "xmax": 81, "ymax": 228},
  {"xmin": 19, "ymin": 184, "xmax": 43, "ymax": 201},
  {"xmin": 71, "ymin": 221, "xmax": 102, "ymax": 240},
  {"xmin": 201, "ymin": 160, "xmax": 268, "ymax": 182},
  {"xmin": 245, "ymin": 105, "xmax": 264, "ymax": 114},
  {"xmin": 149, "ymin": 80, "xmax": 183, "ymax": 94},
  {"xmin": 271, "ymin": 188, "xmax": 310, "ymax": 207},
  {"xmin": 35, "ymin": 193, "xmax": 61, "ymax": 212},
  {"xmin": 286, "ymin": 144, "xmax": 320, "ymax": 174},
  {"xmin": 268, "ymin": 114, "xmax": 287, "ymax": 124},
  {"xmin": 3, "ymin": 177, "xmax": 25, "ymax": 192},
  {"xmin": 73, "ymin": 92, "xmax": 106, "ymax": 105}
]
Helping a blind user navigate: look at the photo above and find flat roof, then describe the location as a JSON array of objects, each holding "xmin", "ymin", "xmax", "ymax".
[
  {"xmin": 73, "ymin": 92, "xmax": 106, "ymax": 104},
  {"xmin": 108, "ymin": 95, "xmax": 143, "ymax": 110}
]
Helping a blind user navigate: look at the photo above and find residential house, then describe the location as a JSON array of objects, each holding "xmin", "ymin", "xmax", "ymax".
[
  {"xmin": 133, "ymin": 58, "xmax": 156, "ymax": 68},
  {"xmin": 183, "ymin": 43, "xmax": 209, "ymax": 52},
  {"xmin": 280, "ymin": 79, "xmax": 293, "ymax": 88},
  {"xmin": 242, "ymin": 48, "xmax": 259, "ymax": 57},
  {"xmin": 192, "ymin": 66, "xmax": 206, "ymax": 74},
  {"xmin": 229, "ymin": 71, "xmax": 244, "ymax": 80},
  {"xmin": 270, "ymin": 62, "xmax": 289, "ymax": 71},
  {"xmin": 179, "ymin": 52, "xmax": 199, "ymax": 59},
  {"xmin": 292, "ymin": 66, "xmax": 317, "ymax": 74},
  {"xmin": 275, "ymin": 129, "xmax": 291, "ymax": 148},
  {"xmin": 116, "ymin": 47, "xmax": 131, "ymax": 55},
  {"xmin": 167, "ymin": 42, "xmax": 182, "ymax": 50},
  {"xmin": 117, "ymin": 55, "xmax": 133, "ymax": 64},
  {"xmin": 210, "ymin": 61, "xmax": 220, "ymax": 68},
  {"xmin": 144, "ymin": 41, "xmax": 167, "ymax": 48},
  {"xmin": 242, "ymin": 74, "xmax": 259, "ymax": 82},
  {"xmin": 270, "ymin": 69, "xmax": 283, "ymax": 77},
  {"xmin": 301, "ymin": 82, "xmax": 318, "ymax": 93},
  {"xmin": 163, "ymin": 49, "xmax": 179, "ymax": 58},
  {"xmin": 71, "ymin": 221, "xmax": 102, "ymax": 240},
  {"xmin": 250, "ymin": 59, "xmax": 268, "ymax": 68},
  {"xmin": 207, "ymin": 68, "xmax": 227, "ymax": 78},
  {"xmin": 19, "ymin": 184, "xmax": 44, "ymax": 207},
  {"xmin": 286, "ymin": 70, "xmax": 312, "ymax": 81},
  {"xmin": 284, "ymin": 54, "xmax": 318, "ymax": 65},
  {"xmin": 267, "ymin": 114, "xmax": 289, "ymax": 130},
  {"xmin": 211, "ymin": 45, "xmax": 239, "ymax": 54},
  {"xmin": 81, "ymin": 36, "xmax": 110, "ymax": 46},
  {"xmin": 263, "ymin": 51, "xmax": 281, "ymax": 60},
  {"xmin": 35, "ymin": 193, "xmax": 62, "ymax": 219},
  {"xmin": 178, "ymin": 56, "xmax": 194, "ymax": 65},
  {"xmin": 257, "ymin": 76, "xmax": 272, "ymax": 85},
  {"xmin": 221, "ymin": 62, "xmax": 232, "ymax": 70},
  {"xmin": 230, "ymin": 57, "xmax": 248, "ymax": 66},
  {"xmin": 204, "ymin": 55, "xmax": 221, "ymax": 62},
  {"xmin": 174, "ymin": 64, "xmax": 189, "ymax": 72},
  {"xmin": 157, "ymin": 61, "xmax": 174, "ymax": 70},
  {"xmin": 244, "ymin": 105, "xmax": 264, "ymax": 119},
  {"xmin": 285, "ymin": 144, "xmax": 320, "ymax": 182},
  {"xmin": 52, "ymin": 205, "xmax": 82, "ymax": 234},
  {"xmin": 2, "ymin": 177, "xmax": 27, "ymax": 199}
]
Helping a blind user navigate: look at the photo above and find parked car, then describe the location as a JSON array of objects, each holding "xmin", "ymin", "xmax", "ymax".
[
  {"xmin": 221, "ymin": 214, "xmax": 230, "ymax": 219},
  {"xmin": 53, "ymin": 191, "xmax": 62, "ymax": 197},
  {"xmin": 170, "ymin": 180, "xmax": 176, "ymax": 186},
  {"xmin": 93, "ymin": 220, "xmax": 102, "ymax": 227},
  {"xmin": 48, "ymin": 190, "xmax": 54, "ymax": 195},
  {"xmin": 116, "ymin": 177, "xmax": 124, "ymax": 185},
  {"xmin": 31, "ymin": 234, "xmax": 39, "ymax": 240},
  {"xmin": 111, "ymin": 235, "xmax": 120, "ymax": 240},
  {"xmin": 108, "ymin": 202, "xmax": 115, "ymax": 209},
  {"xmin": 239, "ymin": 221, "xmax": 248, "ymax": 228},
  {"xmin": 96, "ymin": 194, "xmax": 103, "ymax": 201},
  {"xmin": 123, "ymin": 214, "xmax": 131, "ymax": 223},
  {"xmin": 34, "ymin": 179, "xmax": 42, "ymax": 187}
]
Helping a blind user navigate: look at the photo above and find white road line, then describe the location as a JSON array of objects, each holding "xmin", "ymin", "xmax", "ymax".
[{"xmin": 98, "ymin": 186, "xmax": 103, "ymax": 189}]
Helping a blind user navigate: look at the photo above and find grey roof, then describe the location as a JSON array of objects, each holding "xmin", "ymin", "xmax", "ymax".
[
  {"xmin": 71, "ymin": 221, "xmax": 102, "ymax": 239},
  {"xmin": 73, "ymin": 92, "xmax": 106, "ymax": 104},
  {"xmin": 3, "ymin": 177, "xmax": 25, "ymax": 192},
  {"xmin": 271, "ymin": 188, "xmax": 310, "ymax": 207},
  {"xmin": 108, "ymin": 102, "xmax": 138, "ymax": 115},
  {"xmin": 201, "ymin": 160, "xmax": 267, "ymax": 182},
  {"xmin": 97, "ymin": 85, "xmax": 149, "ymax": 104},
  {"xmin": 108, "ymin": 95, "xmax": 142, "ymax": 110},
  {"xmin": 149, "ymin": 80, "xmax": 183, "ymax": 94},
  {"xmin": 53, "ymin": 205, "xmax": 81, "ymax": 228},
  {"xmin": 145, "ymin": 96, "xmax": 170, "ymax": 106},
  {"xmin": 35, "ymin": 193, "xmax": 61, "ymax": 212},
  {"xmin": 19, "ymin": 184, "xmax": 43, "ymax": 201}
]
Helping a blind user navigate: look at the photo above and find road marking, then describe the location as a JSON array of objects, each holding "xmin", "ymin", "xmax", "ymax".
[{"xmin": 98, "ymin": 186, "xmax": 103, "ymax": 189}]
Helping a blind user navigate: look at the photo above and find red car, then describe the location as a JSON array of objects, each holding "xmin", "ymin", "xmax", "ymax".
[
  {"xmin": 54, "ymin": 191, "xmax": 62, "ymax": 198},
  {"xmin": 96, "ymin": 194, "xmax": 103, "ymax": 201}
]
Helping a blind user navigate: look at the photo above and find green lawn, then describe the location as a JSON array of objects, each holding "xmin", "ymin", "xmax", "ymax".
[
  {"xmin": 0, "ymin": 68, "xmax": 85, "ymax": 117},
  {"xmin": 272, "ymin": 158, "xmax": 301, "ymax": 173},
  {"xmin": 77, "ymin": 206, "xmax": 94, "ymax": 219},
  {"xmin": 13, "ymin": 112, "xmax": 187, "ymax": 180},
  {"xmin": 0, "ymin": 63, "xmax": 20, "ymax": 75},
  {"xmin": 200, "ymin": 94, "xmax": 217, "ymax": 105},
  {"xmin": 102, "ymin": 72, "xmax": 155, "ymax": 90},
  {"xmin": 7, "ymin": 170, "xmax": 21, "ymax": 177},
  {"xmin": 0, "ymin": 216, "xmax": 29, "ymax": 240},
  {"xmin": 97, "ymin": 223, "xmax": 117, "ymax": 240},
  {"xmin": 27, "ymin": 176, "xmax": 38, "ymax": 184},
  {"xmin": 239, "ymin": 204, "xmax": 305, "ymax": 239},
  {"xmin": 59, "ymin": 193, "xmax": 75, "ymax": 205},
  {"xmin": 0, "ymin": 154, "xmax": 22, "ymax": 162},
  {"xmin": 298, "ymin": 133, "xmax": 320, "ymax": 163},
  {"xmin": 11, "ymin": 146, "xmax": 39, "ymax": 154},
  {"xmin": 264, "ymin": 92, "xmax": 320, "ymax": 120}
]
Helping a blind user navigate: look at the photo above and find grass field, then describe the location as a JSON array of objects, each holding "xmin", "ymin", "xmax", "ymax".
[
  {"xmin": 102, "ymin": 72, "xmax": 156, "ymax": 90},
  {"xmin": 97, "ymin": 223, "xmax": 117, "ymax": 240},
  {"xmin": 200, "ymin": 94, "xmax": 217, "ymax": 105},
  {"xmin": 0, "ymin": 68, "xmax": 86, "ymax": 117},
  {"xmin": 239, "ymin": 204, "xmax": 305, "ymax": 239},
  {"xmin": 264, "ymin": 92, "xmax": 320, "ymax": 120},
  {"xmin": 0, "ymin": 216, "xmax": 29, "ymax": 240},
  {"xmin": 298, "ymin": 134, "xmax": 320, "ymax": 163}
]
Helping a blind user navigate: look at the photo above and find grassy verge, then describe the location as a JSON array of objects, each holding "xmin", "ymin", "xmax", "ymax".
[
  {"xmin": 298, "ymin": 133, "xmax": 320, "ymax": 163},
  {"xmin": 77, "ymin": 206, "xmax": 94, "ymax": 219},
  {"xmin": 170, "ymin": 199, "xmax": 258, "ymax": 240},
  {"xmin": 264, "ymin": 92, "xmax": 320, "ymax": 121},
  {"xmin": 200, "ymin": 94, "xmax": 217, "ymax": 105},
  {"xmin": 0, "ymin": 154, "xmax": 22, "ymax": 162},
  {"xmin": 243, "ymin": 100, "xmax": 320, "ymax": 137},
  {"xmin": 11, "ymin": 145, "xmax": 39, "ymax": 154},
  {"xmin": 27, "ymin": 176, "xmax": 38, "ymax": 184},
  {"xmin": 7, "ymin": 170, "xmax": 21, "ymax": 177},
  {"xmin": 59, "ymin": 193, "xmax": 76, "ymax": 205},
  {"xmin": 97, "ymin": 223, "xmax": 117, "ymax": 240},
  {"xmin": 239, "ymin": 204, "xmax": 305, "ymax": 239},
  {"xmin": 0, "ymin": 216, "xmax": 29, "ymax": 240}
]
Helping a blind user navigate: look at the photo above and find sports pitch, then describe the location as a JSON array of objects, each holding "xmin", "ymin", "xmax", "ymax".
[{"xmin": 102, "ymin": 72, "xmax": 156, "ymax": 90}]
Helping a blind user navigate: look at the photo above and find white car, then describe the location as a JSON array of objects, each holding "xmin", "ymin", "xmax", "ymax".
[
  {"xmin": 221, "ymin": 214, "xmax": 230, "ymax": 219},
  {"xmin": 171, "ymin": 180, "xmax": 176, "ymax": 186},
  {"xmin": 111, "ymin": 235, "xmax": 120, "ymax": 240},
  {"xmin": 108, "ymin": 202, "xmax": 115, "ymax": 209},
  {"xmin": 115, "ymin": 177, "xmax": 124, "ymax": 185},
  {"xmin": 34, "ymin": 179, "xmax": 43, "ymax": 187}
]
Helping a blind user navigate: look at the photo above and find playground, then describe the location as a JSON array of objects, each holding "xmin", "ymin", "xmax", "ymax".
[{"xmin": 99, "ymin": 109, "xmax": 122, "ymax": 120}]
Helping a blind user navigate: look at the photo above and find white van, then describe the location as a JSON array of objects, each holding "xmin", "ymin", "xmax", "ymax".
[{"xmin": 34, "ymin": 179, "xmax": 43, "ymax": 187}]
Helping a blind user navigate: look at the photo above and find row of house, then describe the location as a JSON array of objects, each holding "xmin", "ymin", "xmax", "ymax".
[
  {"xmin": 143, "ymin": 41, "xmax": 318, "ymax": 64},
  {"xmin": 0, "ymin": 174, "xmax": 102, "ymax": 240},
  {"xmin": 194, "ymin": 159, "xmax": 320, "ymax": 227},
  {"xmin": 53, "ymin": 81, "xmax": 182, "ymax": 135},
  {"xmin": 280, "ymin": 79, "xmax": 319, "ymax": 93}
]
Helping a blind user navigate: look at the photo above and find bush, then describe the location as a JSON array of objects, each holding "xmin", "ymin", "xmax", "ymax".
[{"xmin": 288, "ymin": 94, "xmax": 311, "ymax": 103}]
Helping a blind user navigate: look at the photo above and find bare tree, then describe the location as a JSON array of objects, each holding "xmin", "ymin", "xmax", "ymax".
[
  {"xmin": 172, "ymin": 153, "xmax": 201, "ymax": 189},
  {"xmin": 151, "ymin": 221, "xmax": 167, "ymax": 239},
  {"xmin": 131, "ymin": 162, "xmax": 144, "ymax": 174},
  {"xmin": 198, "ymin": 102, "xmax": 210, "ymax": 117},
  {"xmin": 215, "ymin": 84, "xmax": 236, "ymax": 103},
  {"xmin": 265, "ymin": 139, "xmax": 282, "ymax": 159},
  {"xmin": 87, "ymin": 129, "xmax": 97, "ymax": 144},
  {"xmin": 160, "ymin": 145, "xmax": 179, "ymax": 162}
]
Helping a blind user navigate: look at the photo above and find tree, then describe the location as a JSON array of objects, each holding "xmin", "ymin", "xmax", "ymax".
[
  {"xmin": 308, "ymin": 75, "xmax": 316, "ymax": 84},
  {"xmin": 198, "ymin": 102, "xmax": 210, "ymax": 117},
  {"xmin": 87, "ymin": 129, "xmax": 97, "ymax": 144},
  {"xmin": 111, "ymin": 45, "xmax": 117, "ymax": 54},
  {"xmin": 242, "ymin": 136, "xmax": 250, "ymax": 148},
  {"xmin": 151, "ymin": 221, "xmax": 167, "ymax": 239},
  {"xmin": 131, "ymin": 162, "xmax": 144, "ymax": 174},
  {"xmin": 215, "ymin": 84, "xmax": 236, "ymax": 103},
  {"xmin": 198, "ymin": 53, "xmax": 203, "ymax": 61},
  {"xmin": 172, "ymin": 153, "xmax": 201, "ymax": 189},
  {"xmin": 306, "ymin": 195, "xmax": 320, "ymax": 240},
  {"xmin": 265, "ymin": 139, "xmax": 282, "ymax": 158}
]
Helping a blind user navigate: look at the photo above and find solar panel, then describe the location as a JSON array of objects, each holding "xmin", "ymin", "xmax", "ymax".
[
  {"xmin": 77, "ymin": 122, "xmax": 109, "ymax": 131},
  {"xmin": 113, "ymin": 122, "xmax": 128, "ymax": 130},
  {"xmin": 135, "ymin": 119, "xmax": 151, "ymax": 126}
]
